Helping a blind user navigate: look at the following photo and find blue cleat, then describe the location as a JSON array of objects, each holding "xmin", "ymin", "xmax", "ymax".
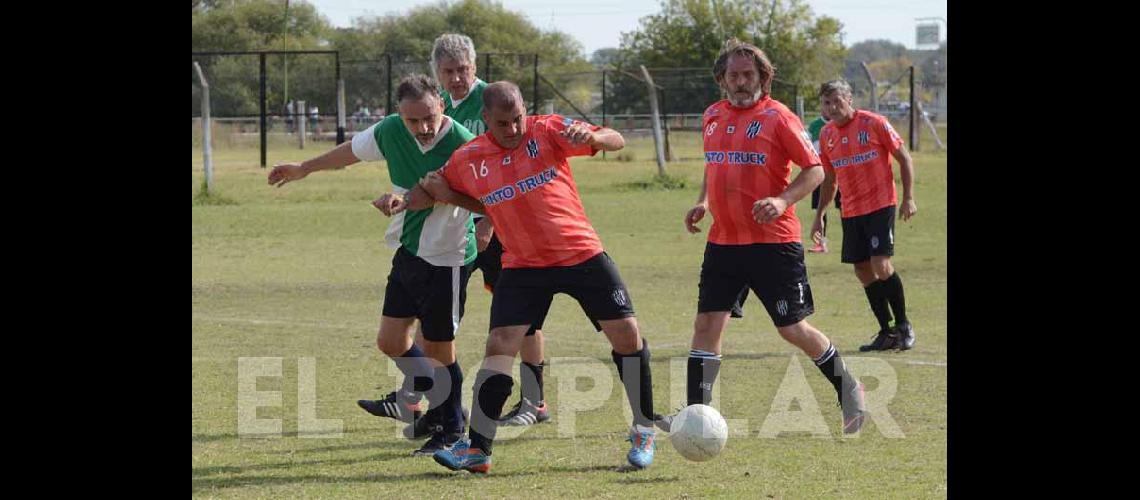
[
  {"xmin": 432, "ymin": 437, "xmax": 492, "ymax": 473},
  {"xmin": 626, "ymin": 425, "xmax": 656, "ymax": 469}
]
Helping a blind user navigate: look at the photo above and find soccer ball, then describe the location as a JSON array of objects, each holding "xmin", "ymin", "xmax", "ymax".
[{"xmin": 669, "ymin": 404, "xmax": 728, "ymax": 462}]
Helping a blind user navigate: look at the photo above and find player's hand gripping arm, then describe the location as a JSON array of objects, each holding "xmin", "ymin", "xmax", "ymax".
[{"xmin": 419, "ymin": 171, "xmax": 486, "ymax": 215}]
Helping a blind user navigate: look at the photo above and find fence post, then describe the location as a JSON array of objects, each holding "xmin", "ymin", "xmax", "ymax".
[
  {"xmin": 909, "ymin": 66, "xmax": 917, "ymax": 152},
  {"xmin": 337, "ymin": 79, "xmax": 346, "ymax": 144},
  {"xmin": 259, "ymin": 53, "xmax": 267, "ymax": 167},
  {"xmin": 860, "ymin": 61, "xmax": 878, "ymax": 112},
  {"xmin": 639, "ymin": 65, "xmax": 667, "ymax": 175},
  {"xmin": 386, "ymin": 54, "xmax": 392, "ymax": 118},
  {"xmin": 297, "ymin": 100, "xmax": 306, "ymax": 149},
  {"xmin": 661, "ymin": 88, "xmax": 673, "ymax": 161},
  {"xmin": 601, "ymin": 70, "xmax": 607, "ymax": 161},
  {"xmin": 193, "ymin": 62, "xmax": 213, "ymax": 195},
  {"xmin": 335, "ymin": 52, "xmax": 345, "ymax": 144}
]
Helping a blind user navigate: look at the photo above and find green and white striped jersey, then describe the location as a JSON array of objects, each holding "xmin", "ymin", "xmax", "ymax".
[
  {"xmin": 443, "ymin": 79, "xmax": 487, "ymax": 136},
  {"xmin": 351, "ymin": 114, "xmax": 477, "ymax": 266}
]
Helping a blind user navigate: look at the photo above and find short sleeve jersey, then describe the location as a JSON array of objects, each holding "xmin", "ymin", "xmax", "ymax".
[
  {"xmin": 351, "ymin": 114, "xmax": 478, "ymax": 266},
  {"xmin": 440, "ymin": 114, "xmax": 603, "ymax": 269},
  {"xmin": 443, "ymin": 79, "xmax": 487, "ymax": 136},
  {"xmin": 701, "ymin": 96, "xmax": 821, "ymax": 245}
]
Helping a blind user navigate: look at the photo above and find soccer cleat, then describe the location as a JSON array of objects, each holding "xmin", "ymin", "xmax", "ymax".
[
  {"xmin": 404, "ymin": 406, "xmax": 469, "ymax": 440},
  {"xmin": 653, "ymin": 411, "xmax": 677, "ymax": 433},
  {"xmin": 412, "ymin": 432, "xmax": 463, "ymax": 457},
  {"xmin": 626, "ymin": 425, "xmax": 656, "ymax": 469},
  {"xmin": 894, "ymin": 322, "xmax": 916, "ymax": 351},
  {"xmin": 432, "ymin": 437, "xmax": 492, "ymax": 473},
  {"xmin": 841, "ymin": 381, "xmax": 867, "ymax": 434},
  {"xmin": 859, "ymin": 329, "xmax": 898, "ymax": 352},
  {"xmin": 498, "ymin": 398, "xmax": 550, "ymax": 426},
  {"xmin": 808, "ymin": 241, "xmax": 828, "ymax": 253},
  {"xmin": 357, "ymin": 391, "xmax": 423, "ymax": 424},
  {"xmin": 403, "ymin": 416, "xmax": 443, "ymax": 440}
]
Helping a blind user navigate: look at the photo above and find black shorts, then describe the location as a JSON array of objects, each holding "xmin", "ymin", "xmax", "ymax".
[
  {"xmin": 469, "ymin": 234, "xmax": 550, "ymax": 336},
  {"xmin": 841, "ymin": 205, "xmax": 896, "ymax": 264},
  {"xmin": 490, "ymin": 252, "xmax": 631, "ymax": 332},
  {"xmin": 382, "ymin": 247, "xmax": 471, "ymax": 342},
  {"xmin": 471, "ymin": 232, "xmax": 504, "ymax": 291},
  {"xmin": 698, "ymin": 242, "xmax": 814, "ymax": 327}
]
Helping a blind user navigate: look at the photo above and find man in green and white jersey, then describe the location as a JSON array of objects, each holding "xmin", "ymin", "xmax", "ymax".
[{"xmin": 267, "ymin": 74, "xmax": 484, "ymax": 456}]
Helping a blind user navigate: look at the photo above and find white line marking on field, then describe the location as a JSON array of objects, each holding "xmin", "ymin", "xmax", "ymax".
[
  {"xmin": 192, "ymin": 314, "xmax": 365, "ymax": 330},
  {"xmin": 902, "ymin": 360, "xmax": 947, "ymax": 367}
]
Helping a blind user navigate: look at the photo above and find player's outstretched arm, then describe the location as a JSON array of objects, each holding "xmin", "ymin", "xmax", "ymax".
[
  {"xmin": 586, "ymin": 127, "xmax": 625, "ymax": 152},
  {"xmin": 268, "ymin": 141, "xmax": 360, "ymax": 188}
]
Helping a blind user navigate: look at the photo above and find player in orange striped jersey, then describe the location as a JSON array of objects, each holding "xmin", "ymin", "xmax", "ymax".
[
  {"xmin": 667, "ymin": 39, "xmax": 865, "ymax": 436},
  {"xmin": 811, "ymin": 79, "xmax": 918, "ymax": 352}
]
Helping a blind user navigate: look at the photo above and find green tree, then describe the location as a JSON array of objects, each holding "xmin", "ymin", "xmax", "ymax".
[
  {"xmin": 327, "ymin": 0, "xmax": 593, "ymax": 116},
  {"xmin": 611, "ymin": 0, "xmax": 845, "ymax": 115},
  {"xmin": 193, "ymin": 0, "xmax": 337, "ymax": 116}
]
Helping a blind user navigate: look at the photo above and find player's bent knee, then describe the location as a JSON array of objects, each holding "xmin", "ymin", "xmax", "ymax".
[
  {"xmin": 872, "ymin": 258, "xmax": 894, "ymax": 279},
  {"xmin": 378, "ymin": 337, "xmax": 409, "ymax": 358},
  {"xmin": 776, "ymin": 321, "xmax": 809, "ymax": 342},
  {"xmin": 486, "ymin": 326, "xmax": 527, "ymax": 356}
]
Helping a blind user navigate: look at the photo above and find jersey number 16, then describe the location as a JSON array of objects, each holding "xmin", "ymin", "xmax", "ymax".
[{"xmin": 468, "ymin": 160, "xmax": 488, "ymax": 178}]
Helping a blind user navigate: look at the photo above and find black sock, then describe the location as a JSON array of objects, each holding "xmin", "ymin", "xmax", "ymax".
[
  {"xmin": 687, "ymin": 349, "xmax": 722, "ymax": 406},
  {"xmin": 611, "ymin": 338, "xmax": 655, "ymax": 427},
  {"xmin": 863, "ymin": 281, "xmax": 893, "ymax": 332},
  {"xmin": 814, "ymin": 344, "xmax": 855, "ymax": 404},
  {"xmin": 882, "ymin": 272, "xmax": 908, "ymax": 325},
  {"xmin": 393, "ymin": 345, "xmax": 433, "ymax": 402},
  {"xmin": 444, "ymin": 362, "xmax": 464, "ymax": 433},
  {"xmin": 520, "ymin": 361, "xmax": 544, "ymax": 403},
  {"xmin": 469, "ymin": 369, "xmax": 513, "ymax": 455}
]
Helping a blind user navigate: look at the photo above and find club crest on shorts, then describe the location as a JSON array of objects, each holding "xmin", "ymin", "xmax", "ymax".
[
  {"xmin": 871, "ymin": 236, "xmax": 880, "ymax": 249},
  {"xmin": 612, "ymin": 288, "xmax": 628, "ymax": 307},
  {"xmin": 776, "ymin": 299, "xmax": 788, "ymax": 316}
]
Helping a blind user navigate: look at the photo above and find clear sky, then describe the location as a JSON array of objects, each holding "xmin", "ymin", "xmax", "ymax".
[{"xmin": 302, "ymin": 0, "xmax": 946, "ymax": 56}]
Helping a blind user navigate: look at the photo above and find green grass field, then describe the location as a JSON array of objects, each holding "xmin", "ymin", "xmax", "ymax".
[{"xmin": 192, "ymin": 129, "xmax": 947, "ymax": 498}]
